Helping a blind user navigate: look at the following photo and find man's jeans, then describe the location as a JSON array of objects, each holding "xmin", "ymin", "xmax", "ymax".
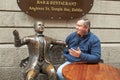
[{"xmin": 57, "ymin": 61, "xmax": 71, "ymax": 80}]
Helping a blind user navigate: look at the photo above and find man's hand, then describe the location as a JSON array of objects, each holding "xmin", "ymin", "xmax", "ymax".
[
  {"xmin": 69, "ymin": 47, "xmax": 81, "ymax": 58},
  {"xmin": 13, "ymin": 30, "xmax": 19, "ymax": 37}
]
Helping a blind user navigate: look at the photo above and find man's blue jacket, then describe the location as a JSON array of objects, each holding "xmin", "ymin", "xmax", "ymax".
[{"xmin": 64, "ymin": 31, "xmax": 101, "ymax": 63}]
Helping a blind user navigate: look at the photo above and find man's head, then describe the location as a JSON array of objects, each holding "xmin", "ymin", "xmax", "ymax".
[
  {"xmin": 34, "ymin": 21, "xmax": 45, "ymax": 34},
  {"xmin": 75, "ymin": 18, "xmax": 90, "ymax": 37}
]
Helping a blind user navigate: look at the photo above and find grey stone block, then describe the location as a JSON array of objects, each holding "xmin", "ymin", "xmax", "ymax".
[
  {"xmin": 0, "ymin": 45, "xmax": 28, "ymax": 67},
  {"xmin": 0, "ymin": 67, "xmax": 21, "ymax": 80}
]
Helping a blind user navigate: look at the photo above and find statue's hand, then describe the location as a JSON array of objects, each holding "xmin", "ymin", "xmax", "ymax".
[
  {"xmin": 13, "ymin": 30, "xmax": 19, "ymax": 37},
  {"xmin": 20, "ymin": 58, "xmax": 28, "ymax": 68}
]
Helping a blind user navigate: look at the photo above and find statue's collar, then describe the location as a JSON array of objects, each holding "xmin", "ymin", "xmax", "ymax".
[{"xmin": 36, "ymin": 33, "xmax": 44, "ymax": 37}]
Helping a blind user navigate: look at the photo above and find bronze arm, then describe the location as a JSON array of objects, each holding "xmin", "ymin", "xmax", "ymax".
[{"xmin": 52, "ymin": 40, "xmax": 66, "ymax": 46}]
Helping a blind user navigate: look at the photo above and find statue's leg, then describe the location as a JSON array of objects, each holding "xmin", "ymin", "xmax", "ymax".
[
  {"xmin": 26, "ymin": 65, "xmax": 40, "ymax": 80},
  {"xmin": 41, "ymin": 61, "xmax": 58, "ymax": 80},
  {"xmin": 26, "ymin": 69, "xmax": 37, "ymax": 80}
]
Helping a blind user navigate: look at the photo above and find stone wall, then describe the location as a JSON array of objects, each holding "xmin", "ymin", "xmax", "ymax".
[{"xmin": 0, "ymin": 0, "xmax": 120, "ymax": 80}]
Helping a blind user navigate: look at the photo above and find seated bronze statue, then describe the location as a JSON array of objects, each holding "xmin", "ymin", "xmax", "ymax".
[{"xmin": 13, "ymin": 21, "xmax": 66, "ymax": 80}]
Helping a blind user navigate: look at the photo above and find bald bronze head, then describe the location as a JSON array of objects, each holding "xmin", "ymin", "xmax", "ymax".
[{"xmin": 34, "ymin": 21, "xmax": 45, "ymax": 34}]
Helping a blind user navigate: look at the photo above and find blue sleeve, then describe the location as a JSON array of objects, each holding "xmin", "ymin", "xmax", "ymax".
[
  {"xmin": 64, "ymin": 32, "xmax": 76, "ymax": 54},
  {"xmin": 80, "ymin": 39, "xmax": 101, "ymax": 63},
  {"xmin": 65, "ymin": 33, "xmax": 72, "ymax": 45},
  {"xmin": 65, "ymin": 32, "xmax": 76, "ymax": 46},
  {"xmin": 64, "ymin": 33, "xmax": 71, "ymax": 54}
]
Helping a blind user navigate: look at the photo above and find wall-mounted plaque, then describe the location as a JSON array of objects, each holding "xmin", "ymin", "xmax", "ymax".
[{"xmin": 17, "ymin": 0, "xmax": 94, "ymax": 20}]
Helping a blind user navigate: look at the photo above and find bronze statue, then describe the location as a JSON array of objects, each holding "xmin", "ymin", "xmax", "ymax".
[{"xmin": 13, "ymin": 21, "xmax": 66, "ymax": 80}]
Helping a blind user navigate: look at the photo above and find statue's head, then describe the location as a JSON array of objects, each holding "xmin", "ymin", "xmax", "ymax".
[{"xmin": 34, "ymin": 21, "xmax": 45, "ymax": 34}]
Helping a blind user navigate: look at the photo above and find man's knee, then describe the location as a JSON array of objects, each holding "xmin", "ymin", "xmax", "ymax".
[
  {"xmin": 57, "ymin": 65, "xmax": 63, "ymax": 75},
  {"xmin": 57, "ymin": 68, "xmax": 61, "ymax": 76}
]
